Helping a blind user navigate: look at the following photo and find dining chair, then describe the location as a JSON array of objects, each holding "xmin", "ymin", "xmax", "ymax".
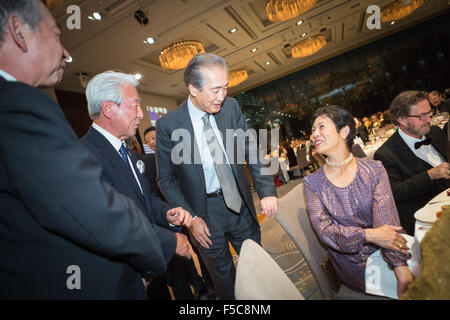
[
  {"xmin": 312, "ymin": 151, "xmax": 326, "ymax": 167},
  {"xmin": 288, "ymin": 147, "xmax": 312, "ymax": 177},
  {"xmin": 234, "ymin": 239, "xmax": 304, "ymax": 300},
  {"xmin": 274, "ymin": 183, "xmax": 388, "ymax": 300},
  {"xmin": 351, "ymin": 143, "xmax": 367, "ymax": 158}
]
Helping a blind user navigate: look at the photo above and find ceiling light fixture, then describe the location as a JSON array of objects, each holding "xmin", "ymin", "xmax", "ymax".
[
  {"xmin": 266, "ymin": 0, "xmax": 318, "ymax": 22},
  {"xmin": 228, "ymin": 69, "xmax": 248, "ymax": 87},
  {"xmin": 296, "ymin": 19, "xmax": 304, "ymax": 25},
  {"xmin": 144, "ymin": 37, "xmax": 155, "ymax": 44},
  {"xmin": 301, "ymin": 32, "xmax": 307, "ymax": 37},
  {"xmin": 250, "ymin": 48, "xmax": 257, "ymax": 53},
  {"xmin": 134, "ymin": 74, "xmax": 142, "ymax": 80},
  {"xmin": 381, "ymin": 0, "xmax": 424, "ymax": 22},
  {"xmin": 159, "ymin": 40, "xmax": 205, "ymax": 70},
  {"xmin": 229, "ymin": 27, "xmax": 238, "ymax": 33},
  {"xmin": 265, "ymin": 61, "xmax": 271, "ymax": 65},
  {"xmin": 291, "ymin": 35, "xmax": 327, "ymax": 58},
  {"xmin": 92, "ymin": 12, "xmax": 102, "ymax": 20}
]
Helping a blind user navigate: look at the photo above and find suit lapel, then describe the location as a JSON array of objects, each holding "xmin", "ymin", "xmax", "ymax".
[
  {"xmin": 392, "ymin": 130, "xmax": 433, "ymax": 171},
  {"xmin": 427, "ymin": 129, "xmax": 447, "ymax": 160},
  {"xmin": 178, "ymin": 102, "xmax": 207, "ymax": 192},
  {"xmin": 88, "ymin": 128, "xmax": 145, "ymax": 205}
]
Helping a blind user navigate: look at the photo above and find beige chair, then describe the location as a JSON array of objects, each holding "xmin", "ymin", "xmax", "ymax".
[
  {"xmin": 274, "ymin": 183, "xmax": 387, "ymax": 300},
  {"xmin": 235, "ymin": 239, "xmax": 304, "ymax": 300}
]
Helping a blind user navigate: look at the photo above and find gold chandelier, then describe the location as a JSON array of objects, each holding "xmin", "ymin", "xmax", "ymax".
[
  {"xmin": 291, "ymin": 35, "xmax": 327, "ymax": 58},
  {"xmin": 381, "ymin": 0, "xmax": 424, "ymax": 23},
  {"xmin": 159, "ymin": 41, "xmax": 205, "ymax": 70},
  {"xmin": 228, "ymin": 69, "xmax": 248, "ymax": 87},
  {"xmin": 266, "ymin": 0, "xmax": 318, "ymax": 22}
]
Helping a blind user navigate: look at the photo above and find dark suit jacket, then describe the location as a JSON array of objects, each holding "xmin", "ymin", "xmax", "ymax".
[
  {"xmin": 155, "ymin": 97, "xmax": 276, "ymax": 227},
  {"xmin": 80, "ymin": 127, "xmax": 178, "ymax": 264},
  {"xmin": 374, "ymin": 126, "xmax": 449, "ymax": 235},
  {"xmin": 0, "ymin": 77, "xmax": 167, "ymax": 299},
  {"xmin": 139, "ymin": 153, "xmax": 165, "ymax": 199},
  {"xmin": 357, "ymin": 125, "xmax": 370, "ymax": 145}
]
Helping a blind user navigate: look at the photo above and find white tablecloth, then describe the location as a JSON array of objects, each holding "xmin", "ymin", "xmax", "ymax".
[
  {"xmin": 365, "ymin": 188, "xmax": 449, "ymax": 299},
  {"xmin": 413, "ymin": 188, "xmax": 450, "ymax": 261}
]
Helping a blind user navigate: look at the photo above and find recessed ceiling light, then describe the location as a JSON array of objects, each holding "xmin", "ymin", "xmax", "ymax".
[
  {"xmin": 145, "ymin": 37, "xmax": 155, "ymax": 44},
  {"xmin": 65, "ymin": 56, "xmax": 73, "ymax": 63},
  {"xmin": 296, "ymin": 20, "xmax": 303, "ymax": 26},
  {"xmin": 391, "ymin": 21, "xmax": 396, "ymax": 25},
  {"xmin": 134, "ymin": 74, "xmax": 142, "ymax": 80},
  {"xmin": 229, "ymin": 27, "xmax": 238, "ymax": 33},
  {"xmin": 251, "ymin": 48, "xmax": 257, "ymax": 53},
  {"xmin": 265, "ymin": 61, "xmax": 271, "ymax": 65},
  {"xmin": 301, "ymin": 32, "xmax": 307, "ymax": 37},
  {"xmin": 92, "ymin": 12, "xmax": 102, "ymax": 21}
]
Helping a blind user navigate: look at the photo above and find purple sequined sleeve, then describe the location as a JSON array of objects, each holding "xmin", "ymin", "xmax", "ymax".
[
  {"xmin": 303, "ymin": 158, "xmax": 409, "ymax": 292},
  {"xmin": 304, "ymin": 179, "xmax": 366, "ymax": 254},
  {"xmin": 372, "ymin": 163, "xmax": 409, "ymax": 269}
]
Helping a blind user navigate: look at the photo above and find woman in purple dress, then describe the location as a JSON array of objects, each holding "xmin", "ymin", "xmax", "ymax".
[{"xmin": 303, "ymin": 106, "xmax": 413, "ymax": 298}]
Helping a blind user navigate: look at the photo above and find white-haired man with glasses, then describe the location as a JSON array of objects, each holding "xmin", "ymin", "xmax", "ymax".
[{"xmin": 374, "ymin": 90, "xmax": 450, "ymax": 235}]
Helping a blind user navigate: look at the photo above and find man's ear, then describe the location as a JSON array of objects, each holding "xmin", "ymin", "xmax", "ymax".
[
  {"xmin": 7, "ymin": 14, "xmax": 28, "ymax": 52},
  {"xmin": 101, "ymin": 101, "xmax": 116, "ymax": 119},
  {"xmin": 188, "ymin": 84, "xmax": 198, "ymax": 97},
  {"xmin": 396, "ymin": 116, "xmax": 407, "ymax": 128}
]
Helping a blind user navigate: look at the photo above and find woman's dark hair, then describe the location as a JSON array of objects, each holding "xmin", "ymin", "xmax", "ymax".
[{"xmin": 311, "ymin": 106, "xmax": 356, "ymax": 151}]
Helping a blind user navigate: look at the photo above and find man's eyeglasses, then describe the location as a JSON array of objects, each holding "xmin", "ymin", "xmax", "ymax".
[{"xmin": 406, "ymin": 110, "xmax": 434, "ymax": 120}]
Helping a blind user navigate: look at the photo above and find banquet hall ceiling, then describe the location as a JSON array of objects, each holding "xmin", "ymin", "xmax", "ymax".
[{"xmin": 53, "ymin": 0, "xmax": 449, "ymax": 102}]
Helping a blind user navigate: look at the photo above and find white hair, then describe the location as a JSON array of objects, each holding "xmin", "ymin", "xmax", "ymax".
[{"xmin": 85, "ymin": 70, "xmax": 139, "ymax": 119}]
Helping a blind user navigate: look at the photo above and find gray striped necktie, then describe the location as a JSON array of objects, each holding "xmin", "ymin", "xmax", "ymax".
[{"xmin": 202, "ymin": 114, "xmax": 242, "ymax": 213}]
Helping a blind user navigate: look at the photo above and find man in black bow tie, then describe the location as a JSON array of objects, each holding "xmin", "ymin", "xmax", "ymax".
[{"xmin": 374, "ymin": 90, "xmax": 450, "ymax": 235}]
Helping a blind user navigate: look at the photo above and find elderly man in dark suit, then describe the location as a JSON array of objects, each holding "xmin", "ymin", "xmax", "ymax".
[
  {"xmin": 80, "ymin": 71, "xmax": 194, "ymax": 299},
  {"xmin": 374, "ymin": 90, "xmax": 450, "ymax": 235},
  {"xmin": 156, "ymin": 53, "xmax": 278, "ymax": 299},
  {"xmin": 0, "ymin": 0, "xmax": 170, "ymax": 299}
]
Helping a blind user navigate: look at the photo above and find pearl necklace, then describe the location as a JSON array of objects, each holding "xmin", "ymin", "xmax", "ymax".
[{"xmin": 325, "ymin": 153, "xmax": 354, "ymax": 167}]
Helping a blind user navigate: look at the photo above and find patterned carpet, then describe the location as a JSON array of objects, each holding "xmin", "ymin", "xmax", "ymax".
[{"xmin": 254, "ymin": 178, "xmax": 323, "ymax": 300}]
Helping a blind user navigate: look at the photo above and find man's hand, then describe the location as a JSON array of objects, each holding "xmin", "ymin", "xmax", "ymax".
[
  {"xmin": 260, "ymin": 196, "xmax": 278, "ymax": 218},
  {"xmin": 166, "ymin": 207, "xmax": 193, "ymax": 227},
  {"xmin": 427, "ymin": 162, "xmax": 450, "ymax": 180},
  {"xmin": 189, "ymin": 217, "xmax": 212, "ymax": 249},
  {"xmin": 175, "ymin": 232, "xmax": 192, "ymax": 259}
]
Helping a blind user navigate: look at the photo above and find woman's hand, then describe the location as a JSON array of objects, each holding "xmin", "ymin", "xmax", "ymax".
[
  {"xmin": 365, "ymin": 225, "xmax": 409, "ymax": 254},
  {"xmin": 394, "ymin": 266, "xmax": 414, "ymax": 299}
]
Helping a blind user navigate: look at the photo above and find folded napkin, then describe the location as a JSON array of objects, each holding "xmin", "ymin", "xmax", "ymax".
[{"xmin": 365, "ymin": 234, "xmax": 415, "ymax": 299}]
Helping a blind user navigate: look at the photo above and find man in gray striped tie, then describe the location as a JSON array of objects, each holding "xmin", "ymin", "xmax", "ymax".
[{"xmin": 156, "ymin": 53, "xmax": 278, "ymax": 299}]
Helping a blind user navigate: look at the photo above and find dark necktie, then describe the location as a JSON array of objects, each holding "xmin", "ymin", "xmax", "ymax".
[
  {"xmin": 202, "ymin": 114, "xmax": 242, "ymax": 213},
  {"xmin": 119, "ymin": 144, "xmax": 143, "ymax": 195},
  {"xmin": 414, "ymin": 137, "xmax": 432, "ymax": 149},
  {"xmin": 119, "ymin": 144, "xmax": 132, "ymax": 170}
]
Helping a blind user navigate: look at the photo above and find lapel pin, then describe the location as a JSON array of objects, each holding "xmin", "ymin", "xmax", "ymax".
[{"xmin": 136, "ymin": 160, "xmax": 145, "ymax": 174}]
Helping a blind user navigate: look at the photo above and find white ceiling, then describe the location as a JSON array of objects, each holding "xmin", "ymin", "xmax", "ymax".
[{"xmin": 53, "ymin": 0, "xmax": 449, "ymax": 102}]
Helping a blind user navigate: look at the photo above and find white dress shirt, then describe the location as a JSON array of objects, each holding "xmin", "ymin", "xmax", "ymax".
[
  {"xmin": 398, "ymin": 128, "xmax": 445, "ymax": 167},
  {"xmin": 92, "ymin": 122, "xmax": 143, "ymax": 194},
  {"xmin": 187, "ymin": 97, "xmax": 231, "ymax": 193},
  {"xmin": 0, "ymin": 69, "xmax": 17, "ymax": 82}
]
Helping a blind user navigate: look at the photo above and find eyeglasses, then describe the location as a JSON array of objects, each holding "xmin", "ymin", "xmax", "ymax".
[{"xmin": 406, "ymin": 110, "xmax": 434, "ymax": 120}]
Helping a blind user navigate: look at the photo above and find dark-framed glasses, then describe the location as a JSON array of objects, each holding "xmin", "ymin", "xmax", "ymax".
[{"xmin": 406, "ymin": 110, "xmax": 434, "ymax": 120}]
